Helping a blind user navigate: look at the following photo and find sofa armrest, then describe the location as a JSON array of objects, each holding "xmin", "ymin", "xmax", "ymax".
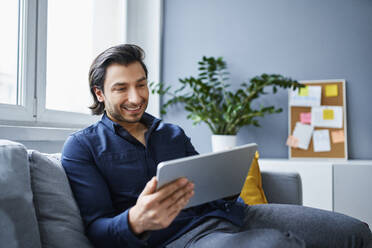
[{"xmin": 261, "ymin": 171, "xmax": 302, "ymax": 205}]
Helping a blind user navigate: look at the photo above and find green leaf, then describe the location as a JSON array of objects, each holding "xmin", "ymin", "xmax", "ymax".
[{"xmin": 152, "ymin": 56, "xmax": 299, "ymax": 133}]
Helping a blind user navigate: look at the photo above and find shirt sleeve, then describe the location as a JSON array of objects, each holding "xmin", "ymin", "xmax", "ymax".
[
  {"xmin": 61, "ymin": 135, "xmax": 148, "ymax": 248},
  {"xmin": 180, "ymin": 128, "xmax": 199, "ymax": 157}
]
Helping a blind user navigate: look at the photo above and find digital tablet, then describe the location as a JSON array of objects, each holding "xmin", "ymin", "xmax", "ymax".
[{"xmin": 156, "ymin": 143, "xmax": 257, "ymax": 209}]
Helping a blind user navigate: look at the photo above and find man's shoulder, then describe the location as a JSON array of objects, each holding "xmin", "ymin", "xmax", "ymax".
[
  {"xmin": 62, "ymin": 120, "xmax": 108, "ymax": 159},
  {"xmin": 153, "ymin": 122, "xmax": 193, "ymax": 144},
  {"xmin": 67, "ymin": 122, "xmax": 97, "ymax": 141},
  {"xmin": 156, "ymin": 122, "xmax": 185, "ymax": 135},
  {"xmin": 64, "ymin": 120, "xmax": 106, "ymax": 148}
]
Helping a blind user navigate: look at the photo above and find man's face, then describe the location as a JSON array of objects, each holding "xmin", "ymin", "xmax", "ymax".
[{"xmin": 94, "ymin": 62, "xmax": 149, "ymax": 125}]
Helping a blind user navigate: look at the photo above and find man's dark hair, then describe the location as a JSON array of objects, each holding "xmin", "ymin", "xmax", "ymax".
[{"xmin": 88, "ymin": 44, "xmax": 148, "ymax": 115}]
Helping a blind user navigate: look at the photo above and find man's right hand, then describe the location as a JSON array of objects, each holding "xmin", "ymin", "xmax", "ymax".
[{"xmin": 128, "ymin": 177, "xmax": 194, "ymax": 235}]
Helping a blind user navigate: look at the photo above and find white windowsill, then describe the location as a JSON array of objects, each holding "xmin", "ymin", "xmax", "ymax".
[{"xmin": 0, "ymin": 125, "xmax": 78, "ymax": 141}]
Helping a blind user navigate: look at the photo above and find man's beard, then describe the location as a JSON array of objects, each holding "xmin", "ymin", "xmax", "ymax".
[{"xmin": 106, "ymin": 103, "xmax": 146, "ymax": 124}]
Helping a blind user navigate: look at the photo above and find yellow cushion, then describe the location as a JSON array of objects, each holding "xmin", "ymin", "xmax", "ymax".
[{"xmin": 239, "ymin": 151, "xmax": 268, "ymax": 205}]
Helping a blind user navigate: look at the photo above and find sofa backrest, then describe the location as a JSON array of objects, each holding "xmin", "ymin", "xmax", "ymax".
[
  {"xmin": 28, "ymin": 150, "xmax": 93, "ymax": 248},
  {"xmin": 0, "ymin": 140, "xmax": 42, "ymax": 248},
  {"xmin": 0, "ymin": 139, "xmax": 93, "ymax": 248}
]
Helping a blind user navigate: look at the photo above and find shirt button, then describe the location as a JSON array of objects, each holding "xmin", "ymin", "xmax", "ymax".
[{"xmin": 224, "ymin": 202, "xmax": 231, "ymax": 212}]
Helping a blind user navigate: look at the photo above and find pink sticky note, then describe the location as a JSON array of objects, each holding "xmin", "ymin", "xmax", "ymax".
[
  {"xmin": 300, "ymin": 112, "xmax": 311, "ymax": 124},
  {"xmin": 286, "ymin": 135, "xmax": 299, "ymax": 148}
]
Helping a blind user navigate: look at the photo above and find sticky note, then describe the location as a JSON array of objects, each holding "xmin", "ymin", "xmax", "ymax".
[
  {"xmin": 299, "ymin": 86, "xmax": 309, "ymax": 96},
  {"xmin": 325, "ymin": 84, "xmax": 338, "ymax": 97},
  {"xmin": 292, "ymin": 122, "xmax": 313, "ymax": 150},
  {"xmin": 323, "ymin": 109, "xmax": 334, "ymax": 120},
  {"xmin": 331, "ymin": 130, "xmax": 345, "ymax": 144},
  {"xmin": 286, "ymin": 135, "xmax": 299, "ymax": 148},
  {"xmin": 313, "ymin": 129, "xmax": 331, "ymax": 152},
  {"xmin": 290, "ymin": 86, "xmax": 321, "ymax": 107},
  {"xmin": 300, "ymin": 112, "xmax": 311, "ymax": 124},
  {"xmin": 311, "ymin": 106, "xmax": 343, "ymax": 128}
]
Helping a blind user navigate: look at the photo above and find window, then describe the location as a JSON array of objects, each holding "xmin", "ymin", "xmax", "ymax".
[
  {"xmin": 0, "ymin": 0, "xmax": 161, "ymax": 128},
  {"xmin": 38, "ymin": 0, "xmax": 126, "ymax": 125},
  {"xmin": 0, "ymin": 0, "xmax": 34, "ymax": 122},
  {"xmin": 0, "ymin": 0, "xmax": 127, "ymax": 126},
  {"xmin": 0, "ymin": 0, "xmax": 20, "ymax": 105},
  {"xmin": 45, "ymin": 0, "xmax": 126, "ymax": 114}
]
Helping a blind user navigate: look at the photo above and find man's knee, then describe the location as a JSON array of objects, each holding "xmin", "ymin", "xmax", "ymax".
[
  {"xmin": 192, "ymin": 228, "xmax": 305, "ymax": 248},
  {"xmin": 329, "ymin": 215, "xmax": 372, "ymax": 248},
  {"xmin": 348, "ymin": 221, "xmax": 372, "ymax": 247},
  {"xmin": 257, "ymin": 229, "xmax": 306, "ymax": 248}
]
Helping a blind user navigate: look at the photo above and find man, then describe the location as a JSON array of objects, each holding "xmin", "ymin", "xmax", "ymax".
[{"xmin": 62, "ymin": 44, "xmax": 372, "ymax": 248}]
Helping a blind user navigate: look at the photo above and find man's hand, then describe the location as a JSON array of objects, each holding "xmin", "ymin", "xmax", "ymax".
[{"xmin": 128, "ymin": 177, "xmax": 194, "ymax": 234}]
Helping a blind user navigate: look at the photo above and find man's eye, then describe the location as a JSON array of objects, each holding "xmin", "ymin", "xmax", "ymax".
[
  {"xmin": 138, "ymin": 84, "xmax": 146, "ymax": 88},
  {"xmin": 116, "ymin": 88, "xmax": 126, "ymax": 91}
]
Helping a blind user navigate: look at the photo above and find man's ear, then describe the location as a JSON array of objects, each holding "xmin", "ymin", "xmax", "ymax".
[{"xmin": 94, "ymin": 87, "xmax": 105, "ymax": 102}]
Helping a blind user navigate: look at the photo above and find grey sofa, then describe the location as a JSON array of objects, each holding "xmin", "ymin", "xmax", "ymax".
[{"xmin": 0, "ymin": 139, "xmax": 302, "ymax": 248}]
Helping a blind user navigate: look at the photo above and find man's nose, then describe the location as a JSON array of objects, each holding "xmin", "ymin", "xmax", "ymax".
[{"xmin": 128, "ymin": 88, "xmax": 141, "ymax": 104}]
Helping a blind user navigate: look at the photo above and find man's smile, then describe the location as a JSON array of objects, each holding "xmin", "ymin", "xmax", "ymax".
[{"xmin": 121, "ymin": 103, "xmax": 144, "ymax": 114}]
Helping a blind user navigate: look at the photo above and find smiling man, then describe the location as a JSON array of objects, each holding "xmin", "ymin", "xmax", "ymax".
[
  {"xmin": 93, "ymin": 62, "xmax": 149, "ymax": 146},
  {"xmin": 61, "ymin": 44, "xmax": 372, "ymax": 248}
]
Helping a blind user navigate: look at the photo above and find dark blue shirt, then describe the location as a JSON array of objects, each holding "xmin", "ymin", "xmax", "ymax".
[{"xmin": 61, "ymin": 113, "xmax": 246, "ymax": 248}]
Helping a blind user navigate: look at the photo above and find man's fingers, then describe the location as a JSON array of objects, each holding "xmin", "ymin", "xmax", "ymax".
[
  {"xmin": 161, "ymin": 183, "xmax": 194, "ymax": 208},
  {"xmin": 167, "ymin": 191, "xmax": 193, "ymax": 217},
  {"xmin": 140, "ymin": 177, "xmax": 157, "ymax": 196},
  {"xmin": 155, "ymin": 177, "xmax": 189, "ymax": 202},
  {"xmin": 167, "ymin": 190, "xmax": 194, "ymax": 213}
]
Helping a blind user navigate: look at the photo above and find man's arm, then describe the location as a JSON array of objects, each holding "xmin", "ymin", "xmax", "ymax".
[
  {"xmin": 62, "ymin": 135, "xmax": 194, "ymax": 247},
  {"xmin": 182, "ymin": 129, "xmax": 199, "ymax": 157},
  {"xmin": 62, "ymin": 135, "xmax": 145, "ymax": 247}
]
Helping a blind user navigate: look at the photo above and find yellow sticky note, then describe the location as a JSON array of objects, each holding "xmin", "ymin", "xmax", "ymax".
[
  {"xmin": 299, "ymin": 86, "xmax": 309, "ymax": 96},
  {"xmin": 325, "ymin": 84, "xmax": 338, "ymax": 97},
  {"xmin": 323, "ymin": 109, "xmax": 334, "ymax": 120}
]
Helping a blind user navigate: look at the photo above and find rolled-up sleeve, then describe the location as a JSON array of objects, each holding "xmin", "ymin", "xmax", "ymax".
[{"xmin": 61, "ymin": 135, "xmax": 147, "ymax": 248}]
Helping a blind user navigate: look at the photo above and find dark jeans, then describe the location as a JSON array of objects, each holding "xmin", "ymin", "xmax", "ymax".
[{"xmin": 166, "ymin": 204, "xmax": 372, "ymax": 248}]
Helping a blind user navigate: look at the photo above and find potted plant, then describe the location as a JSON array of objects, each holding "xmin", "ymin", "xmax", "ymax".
[{"xmin": 150, "ymin": 56, "xmax": 303, "ymax": 152}]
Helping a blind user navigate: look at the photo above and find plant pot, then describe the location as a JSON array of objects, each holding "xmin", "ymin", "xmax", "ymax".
[{"xmin": 211, "ymin": 135, "xmax": 237, "ymax": 152}]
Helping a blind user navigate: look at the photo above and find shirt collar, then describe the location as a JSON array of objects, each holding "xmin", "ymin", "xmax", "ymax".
[{"xmin": 101, "ymin": 112, "xmax": 161, "ymax": 137}]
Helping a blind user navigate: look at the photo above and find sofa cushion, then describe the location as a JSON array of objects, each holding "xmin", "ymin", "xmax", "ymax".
[
  {"xmin": 0, "ymin": 140, "xmax": 42, "ymax": 248},
  {"xmin": 239, "ymin": 151, "xmax": 268, "ymax": 205},
  {"xmin": 28, "ymin": 150, "xmax": 93, "ymax": 248},
  {"xmin": 261, "ymin": 171, "xmax": 303, "ymax": 205}
]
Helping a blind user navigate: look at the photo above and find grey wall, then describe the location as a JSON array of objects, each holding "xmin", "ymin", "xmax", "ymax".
[{"xmin": 161, "ymin": 0, "xmax": 372, "ymax": 159}]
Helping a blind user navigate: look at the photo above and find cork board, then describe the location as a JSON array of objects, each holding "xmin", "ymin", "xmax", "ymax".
[{"xmin": 289, "ymin": 80, "xmax": 347, "ymax": 159}]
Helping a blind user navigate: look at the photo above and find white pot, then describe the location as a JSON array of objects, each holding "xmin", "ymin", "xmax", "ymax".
[{"xmin": 211, "ymin": 135, "xmax": 237, "ymax": 152}]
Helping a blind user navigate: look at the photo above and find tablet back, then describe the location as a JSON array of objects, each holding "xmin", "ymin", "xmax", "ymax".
[{"xmin": 156, "ymin": 143, "xmax": 257, "ymax": 209}]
